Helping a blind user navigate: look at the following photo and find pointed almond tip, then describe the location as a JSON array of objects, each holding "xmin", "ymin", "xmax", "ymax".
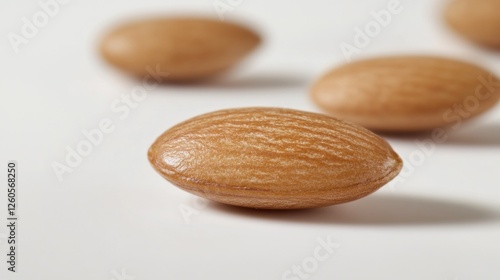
[{"xmin": 386, "ymin": 148, "xmax": 403, "ymax": 183}]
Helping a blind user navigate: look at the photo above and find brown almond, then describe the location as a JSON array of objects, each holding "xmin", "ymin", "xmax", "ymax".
[
  {"xmin": 100, "ymin": 17, "xmax": 260, "ymax": 81},
  {"xmin": 148, "ymin": 107, "xmax": 402, "ymax": 209},
  {"xmin": 445, "ymin": 0, "xmax": 500, "ymax": 48},
  {"xmin": 311, "ymin": 56, "xmax": 500, "ymax": 132}
]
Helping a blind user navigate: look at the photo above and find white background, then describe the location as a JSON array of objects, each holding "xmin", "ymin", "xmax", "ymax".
[{"xmin": 1, "ymin": 0, "xmax": 500, "ymax": 279}]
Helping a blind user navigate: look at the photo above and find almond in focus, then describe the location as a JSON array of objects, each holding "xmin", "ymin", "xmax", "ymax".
[
  {"xmin": 148, "ymin": 107, "xmax": 402, "ymax": 209},
  {"xmin": 100, "ymin": 17, "xmax": 261, "ymax": 81},
  {"xmin": 311, "ymin": 56, "xmax": 500, "ymax": 132}
]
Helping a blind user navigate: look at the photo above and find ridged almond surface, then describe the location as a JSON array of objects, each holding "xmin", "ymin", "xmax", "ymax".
[
  {"xmin": 311, "ymin": 56, "xmax": 500, "ymax": 132},
  {"xmin": 100, "ymin": 17, "xmax": 260, "ymax": 81},
  {"xmin": 148, "ymin": 107, "xmax": 402, "ymax": 209},
  {"xmin": 445, "ymin": 0, "xmax": 500, "ymax": 48}
]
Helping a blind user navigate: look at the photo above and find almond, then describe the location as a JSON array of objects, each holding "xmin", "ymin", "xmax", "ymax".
[
  {"xmin": 148, "ymin": 107, "xmax": 402, "ymax": 209},
  {"xmin": 445, "ymin": 0, "xmax": 500, "ymax": 48},
  {"xmin": 311, "ymin": 56, "xmax": 500, "ymax": 132},
  {"xmin": 100, "ymin": 17, "xmax": 260, "ymax": 81}
]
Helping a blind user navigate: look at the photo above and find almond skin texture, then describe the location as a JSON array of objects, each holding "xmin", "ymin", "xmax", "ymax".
[
  {"xmin": 445, "ymin": 0, "xmax": 500, "ymax": 48},
  {"xmin": 148, "ymin": 107, "xmax": 402, "ymax": 209},
  {"xmin": 100, "ymin": 17, "xmax": 260, "ymax": 81},
  {"xmin": 311, "ymin": 56, "xmax": 500, "ymax": 132}
]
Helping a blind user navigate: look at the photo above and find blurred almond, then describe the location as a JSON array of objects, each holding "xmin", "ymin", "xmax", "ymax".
[
  {"xmin": 148, "ymin": 107, "xmax": 402, "ymax": 209},
  {"xmin": 311, "ymin": 56, "xmax": 500, "ymax": 132},
  {"xmin": 100, "ymin": 17, "xmax": 260, "ymax": 81},
  {"xmin": 445, "ymin": 0, "xmax": 500, "ymax": 48}
]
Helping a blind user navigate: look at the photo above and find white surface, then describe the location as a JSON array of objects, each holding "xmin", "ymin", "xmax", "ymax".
[{"xmin": 1, "ymin": 0, "xmax": 500, "ymax": 279}]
